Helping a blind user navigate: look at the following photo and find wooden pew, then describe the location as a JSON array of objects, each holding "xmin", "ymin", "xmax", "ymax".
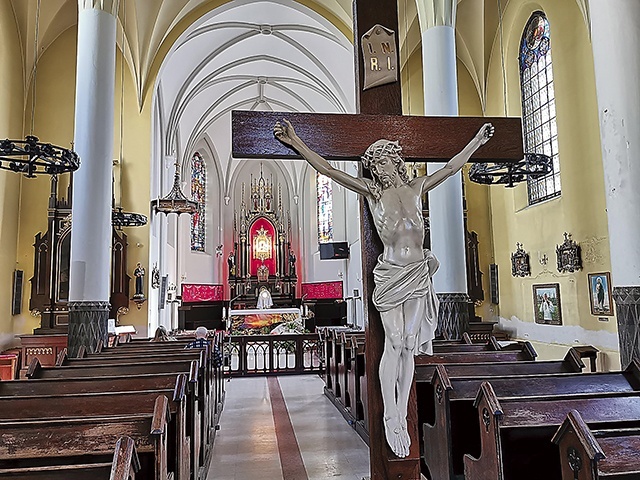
[
  {"xmin": 0, "ymin": 384, "xmax": 190, "ymax": 480},
  {"xmin": 414, "ymin": 348, "xmax": 583, "ymax": 383},
  {"xmin": 344, "ymin": 332, "xmax": 366, "ymax": 415},
  {"xmin": 0, "ymin": 435, "xmax": 140, "ymax": 479},
  {"xmin": 463, "ymin": 383, "xmax": 640, "ymax": 480},
  {"xmin": 0, "ymin": 396, "xmax": 171, "ymax": 480},
  {"xmin": 337, "ymin": 331, "xmax": 365, "ymax": 410},
  {"xmin": 317, "ymin": 326, "xmax": 350, "ymax": 394},
  {"xmin": 415, "ymin": 341, "xmax": 537, "ymax": 366},
  {"xmin": 552, "ymin": 409, "xmax": 640, "ymax": 480},
  {"xmin": 423, "ymin": 360, "xmax": 638, "ymax": 480},
  {"xmin": 26, "ymin": 358, "xmax": 205, "ymax": 479}
]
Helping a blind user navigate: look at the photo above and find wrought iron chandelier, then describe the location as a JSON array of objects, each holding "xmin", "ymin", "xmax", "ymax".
[
  {"xmin": 0, "ymin": 137, "xmax": 79, "ymax": 177},
  {"xmin": 468, "ymin": 0, "xmax": 552, "ymax": 187},
  {"xmin": 112, "ymin": 206, "xmax": 148, "ymax": 228},
  {"xmin": 469, "ymin": 153, "xmax": 551, "ymax": 187},
  {"xmin": 1, "ymin": 0, "xmax": 79, "ymax": 178},
  {"xmin": 151, "ymin": 163, "xmax": 199, "ymax": 215}
]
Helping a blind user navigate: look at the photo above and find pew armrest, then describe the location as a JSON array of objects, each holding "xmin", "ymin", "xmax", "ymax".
[
  {"xmin": 110, "ymin": 436, "xmax": 142, "ymax": 480},
  {"xmin": 25, "ymin": 357, "xmax": 42, "ymax": 378},
  {"xmin": 55, "ymin": 348, "xmax": 68, "ymax": 366},
  {"xmin": 150, "ymin": 395, "xmax": 171, "ymax": 435}
]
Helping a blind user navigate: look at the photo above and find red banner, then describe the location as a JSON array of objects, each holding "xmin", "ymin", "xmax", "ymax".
[
  {"xmin": 301, "ymin": 281, "xmax": 343, "ymax": 300},
  {"xmin": 182, "ymin": 284, "xmax": 224, "ymax": 303}
]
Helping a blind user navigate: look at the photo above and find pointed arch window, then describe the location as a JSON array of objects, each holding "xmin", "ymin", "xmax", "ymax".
[
  {"xmin": 519, "ymin": 12, "xmax": 561, "ymax": 205},
  {"xmin": 190, "ymin": 152, "xmax": 206, "ymax": 252},
  {"xmin": 317, "ymin": 173, "xmax": 333, "ymax": 243}
]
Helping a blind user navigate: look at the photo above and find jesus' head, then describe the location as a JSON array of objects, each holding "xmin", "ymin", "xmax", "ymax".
[{"xmin": 361, "ymin": 140, "xmax": 411, "ymax": 197}]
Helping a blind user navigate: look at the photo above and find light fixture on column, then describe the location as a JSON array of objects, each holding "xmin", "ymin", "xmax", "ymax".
[
  {"xmin": 468, "ymin": 0, "xmax": 552, "ymax": 187},
  {"xmin": 151, "ymin": 162, "xmax": 199, "ymax": 215},
  {"xmin": 0, "ymin": 0, "xmax": 79, "ymax": 177}
]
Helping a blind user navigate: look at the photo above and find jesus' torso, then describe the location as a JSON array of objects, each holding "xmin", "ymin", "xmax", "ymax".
[{"xmin": 366, "ymin": 180, "xmax": 425, "ymax": 267}]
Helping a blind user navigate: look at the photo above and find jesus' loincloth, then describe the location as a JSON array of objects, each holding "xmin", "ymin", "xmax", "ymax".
[{"xmin": 372, "ymin": 250, "xmax": 440, "ymax": 355}]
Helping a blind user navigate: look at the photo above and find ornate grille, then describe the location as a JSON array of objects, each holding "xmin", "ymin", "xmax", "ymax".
[{"xmin": 225, "ymin": 334, "xmax": 321, "ymax": 376}]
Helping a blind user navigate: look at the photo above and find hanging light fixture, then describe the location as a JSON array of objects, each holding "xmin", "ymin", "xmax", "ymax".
[
  {"xmin": 469, "ymin": 0, "xmax": 552, "ymax": 187},
  {"xmin": 151, "ymin": 162, "xmax": 199, "ymax": 215},
  {"xmin": 0, "ymin": 0, "xmax": 79, "ymax": 178},
  {"xmin": 111, "ymin": 0, "xmax": 147, "ymax": 229}
]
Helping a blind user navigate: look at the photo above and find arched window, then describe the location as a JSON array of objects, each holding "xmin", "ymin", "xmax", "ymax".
[
  {"xmin": 190, "ymin": 152, "xmax": 206, "ymax": 252},
  {"xmin": 519, "ymin": 12, "xmax": 560, "ymax": 204},
  {"xmin": 317, "ymin": 173, "xmax": 333, "ymax": 243}
]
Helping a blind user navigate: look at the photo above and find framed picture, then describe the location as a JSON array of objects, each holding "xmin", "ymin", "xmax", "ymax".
[
  {"xmin": 533, "ymin": 283, "xmax": 562, "ymax": 325},
  {"xmin": 588, "ymin": 272, "xmax": 614, "ymax": 316}
]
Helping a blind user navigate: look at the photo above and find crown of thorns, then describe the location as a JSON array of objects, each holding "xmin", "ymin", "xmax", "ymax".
[{"xmin": 361, "ymin": 140, "xmax": 402, "ymax": 168}]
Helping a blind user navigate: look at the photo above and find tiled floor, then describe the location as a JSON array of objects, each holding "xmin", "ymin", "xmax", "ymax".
[{"xmin": 208, "ymin": 375, "xmax": 370, "ymax": 480}]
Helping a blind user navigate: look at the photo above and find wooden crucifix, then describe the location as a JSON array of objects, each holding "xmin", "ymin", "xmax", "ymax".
[{"xmin": 231, "ymin": 1, "xmax": 523, "ymax": 479}]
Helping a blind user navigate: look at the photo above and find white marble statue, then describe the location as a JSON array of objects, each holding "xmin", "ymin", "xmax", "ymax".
[
  {"xmin": 256, "ymin": 286, "xmax": 274, "ymax": 309},
  {"xmin": 274, "ymin": 119, "xmax": 494, "ymax": 458}
]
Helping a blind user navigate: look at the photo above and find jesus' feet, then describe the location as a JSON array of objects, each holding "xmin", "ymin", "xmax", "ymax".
[{"xmin": 383, "ymin": 416, "xmax": 410, "ymax": 458}]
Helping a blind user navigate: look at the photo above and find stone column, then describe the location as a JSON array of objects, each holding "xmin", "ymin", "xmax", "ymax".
[
  {"xmin": 589, "ymin": 1, "xmax": 640, "ymax": 368},
  {"xmin": 68, "ymin": 0, "xmax": 120, "ymax": 356},
  {"xmin": 417, "ymin": 0, "xmax": 470, "ymax": 338}
]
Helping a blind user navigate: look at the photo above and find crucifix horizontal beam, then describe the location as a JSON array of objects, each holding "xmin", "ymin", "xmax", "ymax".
[{"xmin": 232, "ymin": 110, "xmax": 524, "ymax": 163}]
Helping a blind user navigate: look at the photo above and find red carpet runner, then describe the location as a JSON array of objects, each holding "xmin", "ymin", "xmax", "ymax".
[{"xmin": 267, "ymin": 377, "xmax": 309, "ymax": 480}]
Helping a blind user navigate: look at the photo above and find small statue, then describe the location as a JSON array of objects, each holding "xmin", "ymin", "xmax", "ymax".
[
  {"xmin": 151, "ymin": 263, "xmax": 160, "ymax": 289},
  {"xmin": 228, "ymin": 251, "xmax": 236, "ymax": 277},
  {"xmin": 289, "ymin": 249, "xmax": 297, "ymax": 277},
  {"xmin": 275, "ymin": 118, "xmax": 494, "ymax": 458},
  {"xmin": 134, "ymin": 262, "xmax": 145, "ymax": 298}
]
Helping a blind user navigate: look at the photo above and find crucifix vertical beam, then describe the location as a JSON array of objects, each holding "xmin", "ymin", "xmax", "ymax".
[{"xmin": 353, "ymin": 1, "xmax": 420, "ymax": 479}]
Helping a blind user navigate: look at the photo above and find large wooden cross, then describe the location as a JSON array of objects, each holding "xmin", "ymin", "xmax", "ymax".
[{"xmin": 231, "ymin": 2, "xmax": 523, "ymax": 479}]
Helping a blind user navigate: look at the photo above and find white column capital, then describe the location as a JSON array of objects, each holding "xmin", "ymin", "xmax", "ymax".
[
  {"xmin": 416, "ymin": 0, "xmax": 457, "ymax": 31},
  {"xmin": 78, "ymin": 0, "xmax": 120, "ymax": 16}
]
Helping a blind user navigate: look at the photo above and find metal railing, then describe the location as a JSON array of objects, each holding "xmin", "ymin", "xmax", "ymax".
[{"xmin": 225, "ymin": 333, "xmax": 322, "ymax": 376}]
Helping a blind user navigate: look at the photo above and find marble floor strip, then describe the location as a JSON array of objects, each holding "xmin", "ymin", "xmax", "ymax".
[{"xmin": 207, "ymin": 375, "xmax": 370, "ymax": 480}]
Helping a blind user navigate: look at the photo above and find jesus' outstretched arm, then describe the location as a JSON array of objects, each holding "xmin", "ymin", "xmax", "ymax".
[
  {"xmin": 274, "ymin": 119, "xmax": 371, "ymax": 197},
  {"xmin": 419, "ymin": 123, "xmax": 494, "ymax": 194}
]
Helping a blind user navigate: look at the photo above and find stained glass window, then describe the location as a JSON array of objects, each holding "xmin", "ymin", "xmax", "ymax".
[
  {"xmin": 190, "ymin": 152, "xmax": 206, "ymax": 252},
  {"xmin": 519, "ymin": 12, "xmax": 561, "ymax": 205},
  {"xmin": 317, "ymin": 172, "xmax": 333, "ymax": 243}
]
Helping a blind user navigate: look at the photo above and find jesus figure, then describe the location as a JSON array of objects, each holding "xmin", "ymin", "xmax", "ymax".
[{"xmin": 274, "ymin": 119, "xmax": 494, "ymax": 458}]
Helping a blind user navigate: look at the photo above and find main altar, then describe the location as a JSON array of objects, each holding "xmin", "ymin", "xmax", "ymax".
[{"xmin": 228, "ymin": 166, "xmax": 297, "ymax": 308}]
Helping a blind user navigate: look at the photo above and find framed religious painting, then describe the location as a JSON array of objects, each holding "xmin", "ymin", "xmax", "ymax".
[
  {"xmin": 588, "ymin": 272, "xmax": 614, "ymax": 316},
  {"xmin": 533, "ymin": 283, "xmax": 562, "ymax": 325}
]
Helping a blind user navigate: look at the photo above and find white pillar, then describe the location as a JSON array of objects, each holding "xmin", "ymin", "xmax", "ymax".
[
  {"xmin": 68, "ymin": 2, "xmax": 119, "ymax": 354},
  {"xmin": 416, "ymin": 1, "xmax": 468, "ymax": 339},
  {"xmin": 589, "ymin": 0, "xmax": 640, "ymax": 367}
]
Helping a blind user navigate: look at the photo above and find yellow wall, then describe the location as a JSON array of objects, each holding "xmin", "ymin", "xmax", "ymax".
[
  {"xmin": 11, "ymin": 26, "xmax": 153, "ymax": 337},
  {"xmin": 484, "ymin": 0, "xmax": 618, "ymax": 367},
  {"xmin": 14, "ymin": 27, "xmax": 78, "ymax": 334},
  {"xmin": 0, "ymin": 0, "xmax": 24, "ymax": 335},
  {"xmin": 114, "ymin": 50, "xmax": 152, "ymax": 337}
]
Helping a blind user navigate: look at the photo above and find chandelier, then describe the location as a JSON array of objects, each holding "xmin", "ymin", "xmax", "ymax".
[
  {"xmin": 0, "ymin": 137, "xmax": 79, "ymax": 177},
  {"xmin": 469, "ymin": 153, "xmax": 552, "ymax": 187},
  {"xmin": 112, "ymin": 206, "xmax": 148, "ymax": 228},
  {"xmin": 1, "ymin": 1, "xmax": 79, "ymax": 177},
  {"xmin": 151, "ymin": 163, "xmax": 198, "ymax": 215}
]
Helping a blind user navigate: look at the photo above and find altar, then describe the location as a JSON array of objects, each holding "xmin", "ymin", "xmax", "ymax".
[{"xmin": 230, "ymin": 307, "xmax": 302, "ymax": 335}]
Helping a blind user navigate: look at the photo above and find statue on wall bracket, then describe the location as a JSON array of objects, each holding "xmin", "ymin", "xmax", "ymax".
[
  {"xmin": 556, "ymin": 232, "xmax": 582, "ymax": 273},
  {"xmin": 511, "ymin": 243, "xmax": 531, "ymax": 277}
]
